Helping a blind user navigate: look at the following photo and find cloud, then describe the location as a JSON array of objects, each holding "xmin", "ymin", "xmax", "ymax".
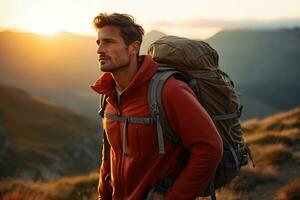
[
  {"xmin": 151, "ymin": 18, "xmax": 300, "ymax": 30},
  {"xmin": 145, "ymin": 18, "xmax": 300, "ymax": 39}
]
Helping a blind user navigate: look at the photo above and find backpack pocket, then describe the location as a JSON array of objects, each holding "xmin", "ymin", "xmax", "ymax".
[{"xmin": 214, "ymin": 149, "xmax": 240, "ymax": 189}]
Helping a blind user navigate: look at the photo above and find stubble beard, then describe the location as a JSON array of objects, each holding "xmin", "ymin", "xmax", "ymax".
[{"xmin": 99, "ymin": 59, "xmax": 131, "ymax": 74}]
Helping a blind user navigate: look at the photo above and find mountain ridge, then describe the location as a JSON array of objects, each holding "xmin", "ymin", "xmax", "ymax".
[{"xmin": 0, "ymin": 28, "xmax": 299, "ymax": 119}]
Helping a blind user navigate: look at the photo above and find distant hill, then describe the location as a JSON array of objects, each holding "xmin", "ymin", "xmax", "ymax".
[
  {"xmin": 0, "ymin": 82, "xmax": 100, "ymax": 180},
  {"xmin": 0, "ymin": 31, "xmax": 100, "ymax": 118},
  {"xmin": 206, "ymin": 28, "xmax": 300, "ymax": 118},
  {"xmin": 0, "ymin": 29, "xmax": 299, "ymax": 119},
  {"xmin": 144, "ymin": 28, "xmax": 300, "ymax": 119}
]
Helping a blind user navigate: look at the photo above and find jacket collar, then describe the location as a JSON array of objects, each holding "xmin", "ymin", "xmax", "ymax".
[{"xmin": 91, "ymin": 55, "xmax": 157, "ymax": 96}]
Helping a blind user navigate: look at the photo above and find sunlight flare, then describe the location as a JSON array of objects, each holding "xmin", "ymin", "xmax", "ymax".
[{"xmin": 29, "ymin": 24, "xmax": 60, "ymax": 35}]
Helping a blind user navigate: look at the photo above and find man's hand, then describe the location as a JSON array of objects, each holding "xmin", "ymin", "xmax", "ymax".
[{"xmin": 152, "ymin": 192, "xmax": 164, "ymax": 200}]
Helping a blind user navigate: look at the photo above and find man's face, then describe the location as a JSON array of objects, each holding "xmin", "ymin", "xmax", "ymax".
[{"xmin": 96, "ymin": 25, "xmax": 132, "ymax": 73}]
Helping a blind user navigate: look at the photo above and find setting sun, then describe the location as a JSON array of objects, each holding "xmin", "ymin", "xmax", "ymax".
[
  {"xmin": 34, "ymin": 28, "xmax": 58, "ymax": 35},
  {"xmin": 27, "ymin": 24, "xmax": 60, "ymax": 35}
]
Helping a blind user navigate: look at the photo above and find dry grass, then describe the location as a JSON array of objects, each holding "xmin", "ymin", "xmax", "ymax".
[
  {"xmin": 251, "ymin": 144, "xmax": 294, "ymax": 168},
  {"xmin": 0, "ymin": 172, "xmax": 99, "ymax": 200},
  {"xmin": 275, "ymin": 177, "xmax": 300, "ymax": 200},
  {"xmin": 255, "ymin": 108, "xmax": 300, "ymax": 132},
  {"xmin": 1, "ymin": 186, "xmax": 48, "ymax": 200},
  {"xmin": 196, "ymin": 188, "xmax": 241, "ymax": 200},
  {"xmin": 241, "ymin": 108, "xmax": 300, "ymax": 134},
  {"xmin": 245, "ymin": 129, "xmax": 300, "ymax": 147},
  {"xmin": 242, "ymin": 118, "xmax": 261, "ymax": 133}
]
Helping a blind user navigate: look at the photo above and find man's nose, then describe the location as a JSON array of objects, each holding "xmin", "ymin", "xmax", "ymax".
[{"xmin": 97, "ymin": 44, "xmax": 105, "ymax": 54}]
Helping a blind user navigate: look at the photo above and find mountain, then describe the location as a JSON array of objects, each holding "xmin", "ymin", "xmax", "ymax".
[
  {"xmin": 206, "ymin": 28, "xmax": 300, "ymax": 118},
  {"xmin": 0, "ymin": 82, "xmax": 100, "ymax": 180},
  {"xmin": 1, "ymin": 108, "xmax": 299, "ymax": 199},
  {"xmin": 144, "ymin": 28, "xmax": 300, "ymax": 119},
  {"xmin": 0, "ymin": 31, "xmax": 100, "ymax": 118},
  {"xmin": 0, "ymin": 28, "xmax": 299, "ymax": 120}
]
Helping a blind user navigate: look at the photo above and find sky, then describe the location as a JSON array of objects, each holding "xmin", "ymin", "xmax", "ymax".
[{"xmin": 1, "ymin": 0, "xmax": 300, "ymax": 39}]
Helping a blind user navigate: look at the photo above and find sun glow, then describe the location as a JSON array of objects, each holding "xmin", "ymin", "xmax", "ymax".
[
  {"xmin": 1, "ymin": 0, "xmax": 300, "ymax": 38},
  {"xmin": 29, "ymin": 25, "xmax": 60, "ymax": 35}
]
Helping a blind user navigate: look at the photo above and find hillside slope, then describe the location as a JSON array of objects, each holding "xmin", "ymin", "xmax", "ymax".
[
  {"xmin": 0, "ymin": 31, "xmax": 99, "ymax": 118},
  {"xmin": 216, "ymin": 108, "xmax": 300, "ymax": 200},
  {"xmin": 1, "ymin": 108, "xmax": 299, "ymax": 199},
  {"xmin": 0, "ymin": 82, "xmax": 100, "ymax": 180}
]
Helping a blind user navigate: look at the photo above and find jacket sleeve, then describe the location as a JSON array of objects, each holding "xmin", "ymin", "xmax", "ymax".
[
  {"xmin": 162, "ymin": 77, "xmax": 223, "ymax": 200},
  {"xmin": 98, "ymin": 142, "xmax": 112, "ymax": 200}
]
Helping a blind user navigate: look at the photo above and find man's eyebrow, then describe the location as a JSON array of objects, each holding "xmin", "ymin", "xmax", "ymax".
[{"xmin": 96, "ymin": 38, "xmax": 116, "ymax": 45}]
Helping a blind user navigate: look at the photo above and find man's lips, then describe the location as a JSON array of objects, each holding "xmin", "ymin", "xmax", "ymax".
[
  {"xmin": 99, "ymin": 56, "xmax": 110, "ymax": 60},
  {"xmin": 98, "ymin": 57, "xmax": 110, "ymax": 63}
]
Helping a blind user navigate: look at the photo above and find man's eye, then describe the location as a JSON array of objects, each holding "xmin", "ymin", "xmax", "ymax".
[{"xmin": 96, "ymin": 39, "xmax": 114, "ymax": 46}]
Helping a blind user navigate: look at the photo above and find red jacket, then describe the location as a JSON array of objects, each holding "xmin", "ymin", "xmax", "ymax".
[{"xmin": 91, "ymin": 55, "xmax": 223, "ymax": 200}]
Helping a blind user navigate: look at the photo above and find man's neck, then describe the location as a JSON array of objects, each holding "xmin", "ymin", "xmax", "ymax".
[{"xmin": 112, "ymin": 58, "xmax": 139, "ymax": 92}]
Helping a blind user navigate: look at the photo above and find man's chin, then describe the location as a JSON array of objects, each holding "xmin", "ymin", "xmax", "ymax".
[
  {"xmin": 99, "ymin": 62, "xmax": 129, "ymax": 73},
  {"xmin": 99, "ymin": 65, "xmax": 112, "ymax": 72}
]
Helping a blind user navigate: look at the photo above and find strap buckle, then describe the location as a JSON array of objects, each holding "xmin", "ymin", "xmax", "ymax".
[
  {"xmin": 98, "ymin": 108, "xmax": 105, "ymax": 118},
  {"xmin": 151, "ymin": 103, "xmax": 160, "ymax": 116}
]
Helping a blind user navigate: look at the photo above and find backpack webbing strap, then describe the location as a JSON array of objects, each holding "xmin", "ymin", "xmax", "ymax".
[
  {"xmin": 104, "ymin": 113, "xmax": 155, "ymax": 125},
  {"xmin": 217, "ymin": 69, "xmax": 234, "ymax": 87},
  {"xmin": 148, "ymin": 69, "xmax": 182, "ymax": 154},
  {"xmin": 212, "ymin": 106, "xmax": 243, "ymax": 121},
  {"xmin": 98, "ymin": 94, "xmax": 110, "ymax": 161},
  {"xmin": 103, "ymin": 130, "xmax": 110, "ymax": 161},
  {"xmin": 209, "ymin": 181, "xmax": 217, "ymax": 200},
  {"xmin": 229, "ymin": 146, "xmax": 240, "ymax": 171},
  {"xmin": 212, "ymin": 112, "xmax": 239, "ymax": 121}
]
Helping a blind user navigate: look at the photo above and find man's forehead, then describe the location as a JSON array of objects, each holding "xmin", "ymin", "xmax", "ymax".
[{"xmin": 97, "ymin": 25, "xmax": 121, "ymax": 39}]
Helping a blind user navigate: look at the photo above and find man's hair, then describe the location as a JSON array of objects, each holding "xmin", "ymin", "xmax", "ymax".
[{"xmin": 93, "ymin": 13, "xmax": 144, "ymax": 46}]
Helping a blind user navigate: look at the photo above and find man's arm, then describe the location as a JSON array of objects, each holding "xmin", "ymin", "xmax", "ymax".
[{"xmin": 162, "ymin": 77, "xmax": 223, "ymax": 200}]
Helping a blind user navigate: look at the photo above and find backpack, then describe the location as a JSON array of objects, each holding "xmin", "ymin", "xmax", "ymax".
[
  {"xmin": 98, "ymin": 35, "xmax": 254, "ymax": 200},
  {"xmin": 147, "ymin": 36, "xmax": 254, "ymax": 199}
]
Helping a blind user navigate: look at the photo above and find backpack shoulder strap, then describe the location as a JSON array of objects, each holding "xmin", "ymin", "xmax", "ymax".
[
  {"xmin": 98, "ymin": 94, "xmax": 107, "ymax": 118},
  {"xmin": 148, "ymin": 67, "xmax": 182, "ymax": 154},
  {"xmin": 98, "ymin": 94, "xmax": 110, "ymax": 161}
]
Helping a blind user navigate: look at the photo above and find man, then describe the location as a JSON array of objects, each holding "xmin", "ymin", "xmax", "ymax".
[{"xmin": 91, "ymin": 13, "xmax": 223, "ymax": 200}]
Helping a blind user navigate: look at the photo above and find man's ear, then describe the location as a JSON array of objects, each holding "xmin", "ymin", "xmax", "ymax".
[{"xmin": 129, "ymin": 41, "xmax": 141, "ymax": 56}]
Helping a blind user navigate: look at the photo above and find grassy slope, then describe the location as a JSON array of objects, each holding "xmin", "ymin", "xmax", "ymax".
[
  {"xmin": 0, "ymin": 108, "xmax": 299, "ymax": 199},
  {"xmin": 0, "ymin": 173, "xmax": 99, "ymax": 200},
  {"xmin": 215, "ymin": 108, "xmax": 300, "ymax": 200}
]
